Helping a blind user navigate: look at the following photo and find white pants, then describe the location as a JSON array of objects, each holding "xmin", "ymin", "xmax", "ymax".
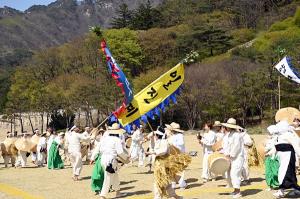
[
  {"xmin": 100, "ymin": 161, "xmax": 120, "ymax": 197},
  {"xmin": 130, "ymin": 144, "xmax": 144, "ymax": 166},
  {"xmin": 202, "ymin": 153, "xmax": 211, "ymax": 179},
  {"xmin": 241, "ymin": 152, "xmax": 249, "ymax": 181},
  {"xmin": 228, "ymin": 157, "xmax": 244, "ymax": 189},
  {"xmin": 3, "ymin": 155, "xmax": 16, "ymax": 167},
  {"xmin": 154, "ymin": 183, "xmax": 176, "ymax": 199},
  {"xmin": 37, "ymin": 150, "xmax": 46, "ymax": 166},
  {"xmin": 31, "ymin": 152, "xmax": 37, "ymax": 163},
  {"xmin": 16, "ymin": 151, "xmax": 27, "ymax": 167},
  {"xmin": 69, "ymin": 151, "xmax": 82, "ymax": 176},
  {"xmin": 172, "ymin": 172, "xmax": 187, "ymax": 188}
]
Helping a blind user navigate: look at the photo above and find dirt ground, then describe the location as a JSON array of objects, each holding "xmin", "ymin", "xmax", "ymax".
[{"xmin": 0, "ymin": 133, "xmax": 299, "ymax": 199}]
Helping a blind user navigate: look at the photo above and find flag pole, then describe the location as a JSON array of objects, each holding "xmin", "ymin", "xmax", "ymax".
[
  {"xmin": 147, "ymin": 120, "xmax": 155, "ymax": 132},
  {"xmin": 278, "ymin": 76, "xmax": 281, "ymax": 110}
]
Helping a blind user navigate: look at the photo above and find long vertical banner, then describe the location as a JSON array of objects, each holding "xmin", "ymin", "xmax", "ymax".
[
  {"xmin": 117, "ymin": 63, "xmax": 184, "ymax": 126},
  {"xmin": 101, "ymin": 40, "xmax": 134, "ymax": 116}
]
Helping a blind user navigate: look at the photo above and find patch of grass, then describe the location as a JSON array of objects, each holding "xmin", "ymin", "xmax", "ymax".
[{"xmin": 0, "ymin": 16, "xmax": 23, "ymax": 26}]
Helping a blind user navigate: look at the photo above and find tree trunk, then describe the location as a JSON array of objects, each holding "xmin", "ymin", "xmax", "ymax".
[
  {"xmin": 19, "ymin": 113, "xmax": 24, "ymax": 133},
  {"xmin": 78, "ymin": 109, "xmax": 81, "ymax": 127},
  {"xmin": 13, "ymin": 114, "xmax": 16, "ymax": 133},
  {"xmin": 96, "ymin": 109, "xmax": 100, "ymax": 126},
  {"xmin": 28, "ymin": 114, "xmax": 34, "ymax": 133},
  {"xmin": 89, "ymin": 110, "xmax": 95, "ymax": 127},
  {"xmin": 41, "ymin": 113, "xmax": 44, "ymax": 133},
  {"xmin": 46, "ymin": 113, "xmax": 49, "ymax": 127},
  {"xmin": 10, "ymin": 117, "xmax": 13, "ymax": 133},
  {"xmin": 85, "ymin": 111, "xmax": 89, "ymax": 127}
]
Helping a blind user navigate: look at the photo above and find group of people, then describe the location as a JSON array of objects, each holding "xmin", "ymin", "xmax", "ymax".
[
  {"xmin": 198, "ymin": 118, "xmax": 253, "ymax": 198},
  {"xmin": 2, "ymin": 110, "xmax": 300, "ymax": 199},
  {"xmin": 264, "ymin": 118, "xmax": 300, "ymax": 198},
  {"xmin": 89, "ymin": 122, "xmax": 191, "ymax": 199}
]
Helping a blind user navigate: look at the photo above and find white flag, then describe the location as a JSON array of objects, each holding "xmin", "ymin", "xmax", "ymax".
[{"xmin": 274, "ymin": 56, "xmax": 300, "ymax": 84}]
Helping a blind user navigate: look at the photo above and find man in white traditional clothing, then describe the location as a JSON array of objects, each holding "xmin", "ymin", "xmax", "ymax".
[
  {"xmin": 15, "ymin": 131, "xmax": 31, "ymax": 168},
  {"xmin": 31, "ymin": 129, "xmax": 39, "ymax": 164},
  {"xmin": 90, "ymin": 123, "xmax": 128, "ymax": 199},
  {"xmin": 199, "ymin": 122, "xmax": 216, "ymax": 182},
  {"xmin": 240, "ymin": 128, "xmax": 253, "ymax": 185},
  {"xmin": 222, "ymin": 118, "xmax": 244, "ymax": 199},
  {"xmin": 272, "ymin": 120, "xmax": 300, "ymax": 198},
  {"xmin": 81, "ymin": 126, "xmax": 92, "ymax": 162},
  {"xmin": 37, "ymin": 132, "xmax": 47, "ymax": 167},
  {"xmin": 68, "ymin": 126, "xmax": 90, "ymax": 181},
  {"xmin": 166, "ymin": 122, "xmax": 187, "ymax": 189},
  {"xmin": 144, "ymin": 130, "xmax": 156, "ymax": 172},
  {"xmin": 129, "ymin": 124, "xmax": 145, "ymax": 167}
]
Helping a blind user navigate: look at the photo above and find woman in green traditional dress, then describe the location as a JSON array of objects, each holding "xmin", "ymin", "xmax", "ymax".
[
  {"xmin": 48, "ymin": 132, "xmax": 65, "ymax": 170},
  {"xmin": 90, "ymin": 130, "xmax": 104, "ymax": 195},
  {"xmin": 265, "ymin": 125, "xmax": 280, "ymax": 190}
]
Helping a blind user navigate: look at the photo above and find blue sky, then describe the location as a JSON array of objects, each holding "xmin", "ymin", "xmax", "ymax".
[{"xmin": 0, "ymin": 0, "xmax": 56, "ymax": 11}]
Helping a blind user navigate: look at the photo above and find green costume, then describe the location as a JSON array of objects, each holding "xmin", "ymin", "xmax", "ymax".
[
  {"xmin": 91, "ymin": 155, "xmax": 104, "ymax": 192},
  {"xmin": 265, "ymin": 156, "xmax": 279, "ymax": 188},
  {"xmin": 48, "ymin": 141, "xmax": 64, "ymax": 169}
]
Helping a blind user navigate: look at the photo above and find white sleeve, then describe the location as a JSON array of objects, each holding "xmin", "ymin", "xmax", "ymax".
[
  {"xmin": 131, "ymin": 131, "xmax": 139, "ymax": 141},
  {"xmin": 115, "ymin": 139, "xmax": 124, "ymax": 155},
  {"xmin": 91, "ymin": 141, "xmax": 101, "ymax": 161},
  {"xmin": 229, "ymin": 134, "xmax": 243, "ymax": 158},
  {"xmin": 285, "ymin": 133, "xmax": 300, "ymax": 156},
  {"xmin": 79, "ymin": 132, "xmax": 90, "ymax": 142},
  {"xmin": 243, "ymin": 133, "xmax": 253, "ymax": 147},
  {"xmin": 155, "ymin": 140, "xmax": 169, "ymax": 156},
  {"xmin": 202, "ymin": 131, "xmax": 216, "ymax": 146}
]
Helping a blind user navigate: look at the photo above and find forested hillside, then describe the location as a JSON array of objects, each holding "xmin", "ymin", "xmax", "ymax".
[{"xmin": 1, "ymin": 0, "xmax": 300, "ymax": 129}]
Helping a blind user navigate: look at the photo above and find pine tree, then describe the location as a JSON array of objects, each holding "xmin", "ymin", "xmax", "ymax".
[
  {"xmin": 111, "ymin": 3, "xmax": 133, "ymax": 29},
  {"xmin": 131, "ymin": 0, "xmax": 161, "ymax": 30}
]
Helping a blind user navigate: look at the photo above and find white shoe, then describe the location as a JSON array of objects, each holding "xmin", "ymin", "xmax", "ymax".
[
  {"xmin": 273, "ymin": 190, "xmax": 284, "ymax": 198},
  {"xmin": 232, "ymin": 193, "xmax": 242, "ymax": 198}
]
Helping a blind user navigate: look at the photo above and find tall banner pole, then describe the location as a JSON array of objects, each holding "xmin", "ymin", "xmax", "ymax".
[{"xmin": 278, "ymin": 76, "xmax": 281, "ymax": 110}]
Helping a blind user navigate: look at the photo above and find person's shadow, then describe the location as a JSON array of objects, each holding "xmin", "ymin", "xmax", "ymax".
[{"xmin": 242, "ymin": 189, "xmax": 262, "ymax": 196}]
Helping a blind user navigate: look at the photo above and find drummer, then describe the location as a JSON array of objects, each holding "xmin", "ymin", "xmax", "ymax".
[
  {"xmin": 199, "ymin": 122, "xmax": 216, "ymax": 183},
  {"xmin": 213, "ymin": 121, "xmax": 224, "ymax": 142},
  {"xmin": 221, "ymin": 118, "xmax": 244, "ymax": 199}
]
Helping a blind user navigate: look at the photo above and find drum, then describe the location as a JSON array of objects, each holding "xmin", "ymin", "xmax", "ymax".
[
  {"xmin": 14, "ymin": 138, "xmax": 35, "ymax": 152},
  {"xmin": 117, "ymin": 147, "xmax": 130, "ymax": 164},
  {"xmin": 212, "ymin": 140, "xmax": 223, "ymax": 152},
  {"xmin": 208, "ymin": 152, "xmax": 230, "ymax": 175},
  {"xmin": 31, "ymin": 135, "xmax": 40, "ymax": 145}
]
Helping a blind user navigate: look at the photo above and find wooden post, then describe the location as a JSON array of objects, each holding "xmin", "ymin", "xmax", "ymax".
[
  {"xmin": 147, "ymin": 120, "xmax": 154, "ymax": 132},
  {"xmin": 278, "ymin": 76, "xmax": 281, "ymax": 110}
]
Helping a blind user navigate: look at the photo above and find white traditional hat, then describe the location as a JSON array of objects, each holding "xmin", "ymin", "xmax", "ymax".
[
  {"xmin": 70, "ymin": 125, "xmax": 77, "ymax": 131},
  {"xmin": 58, "ymin": 132, "xmax": 65, "ymax": 137},
  {"xmin": 165, "ymin": 122, "xmax": 184, "ymax": 133},
  {"xmin": 275, "ymin": 107, "xmax": 300, "ymax": 125},
  {"xmin": 107, "ymin": 123, "xmax": 126, "ymax": 134},
  {"xmin": 154, "ymin": 130, "xmax": 165, "ymax": 136},
  {"xmin": 267, "ymin": 125, "xmax": 279, "ymax": 135},
  {"xmin": 221, "ymin": 118, "xmax": 242, "ymax": 130},
  {"xmin": 213, "ymin": 121, "xmax": 222, "ymax": 127}
]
